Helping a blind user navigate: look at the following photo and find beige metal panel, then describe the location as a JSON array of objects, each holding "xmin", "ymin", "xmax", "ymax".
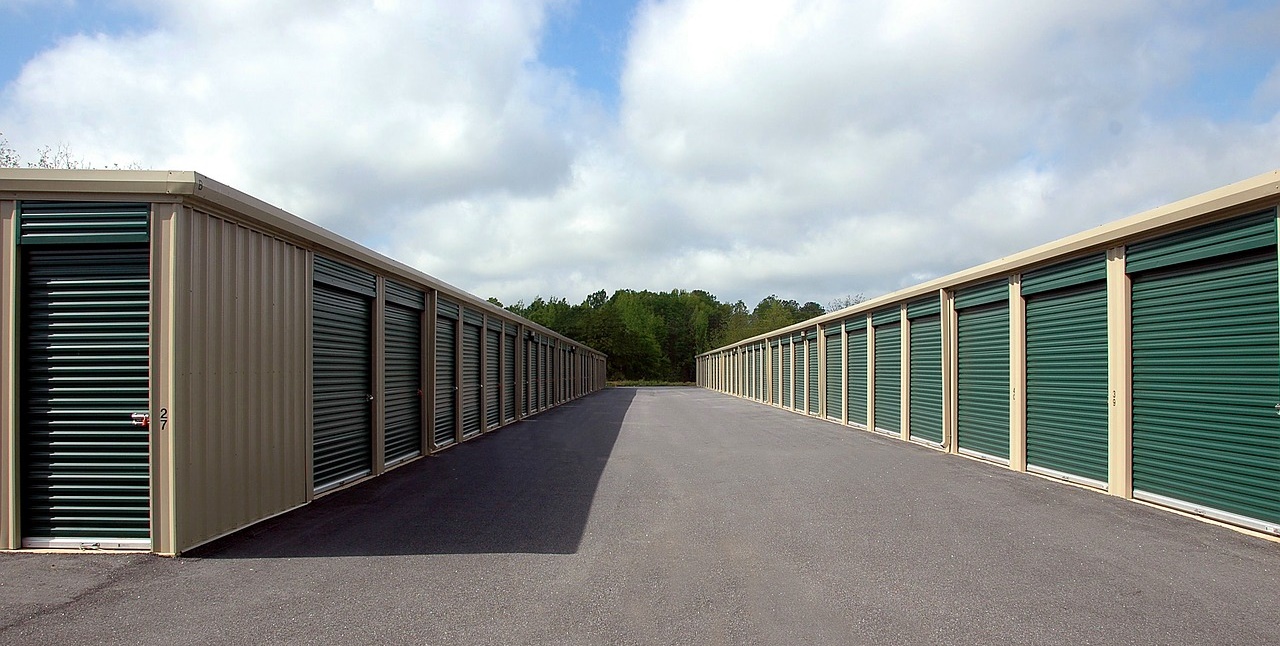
[
  {"xmin": 1106, "ymin": 247, "xmax": 1133, "ymax": 498},
  {"xmin": 150, "ymin": 203, "xmax": 178, "ymax": 555},
  {"xmin": 0, "ymin": 200, "xmax": 16, "ymax": 549},
  {"xmin": 1009, "ymin": 277, "xmax": 1027, "ymax": 472},
  {"xmin": 900, "ymin": 306, "xmax": 910, "ymax": 441},
  {"xmin": 867, "ymin": 316, "xmax": 876, "ymax": 432},
  {"xmin": 697, "ymin": 169, "xmax": 1280, "ymax": 356},
  {"xmin": 422, "ymin": 290, "xmax": 435, "ymax": 453},
  {"xmin": 172, "ymin": 209, "xmax": 310, "ymax": 553},
  {"xmin": 942, "ymin": 290, "xmax": 958, "ymax": 454}
]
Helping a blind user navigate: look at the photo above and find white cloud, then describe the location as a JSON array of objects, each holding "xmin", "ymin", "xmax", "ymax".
[{"xmin": 2, "ymin": 0, "xmax": 1278, "ymax": 311}]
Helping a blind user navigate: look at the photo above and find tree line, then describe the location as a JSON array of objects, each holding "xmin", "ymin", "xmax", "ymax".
[{"xmin": 500, "ymin": 290, "xmax": 863, "ymax": 382}]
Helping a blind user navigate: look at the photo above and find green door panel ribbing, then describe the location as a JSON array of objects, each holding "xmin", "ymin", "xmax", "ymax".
[
  {"xmin": 874, "ymin": 323, "xmax": 901, "ymax": 433},
  {"xmin": 384, "ymin": 303, "xmax": 422, "ymax": 464},
  {"xmin": 909, "ymin": 316, "xmax": 943, "ymax": 444},
  {"xmin": 846, "ymin": 328, "xmax": 868, "ymax": 426},
  {"xmin": 1025, "ymin": 284, "xmax": 1108, "ymax": 483},
  {"xmin": 956, "ymin": 302, "xmax": 1010, "ymax": 460}
]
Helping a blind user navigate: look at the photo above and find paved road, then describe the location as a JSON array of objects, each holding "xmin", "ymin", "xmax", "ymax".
[{"xmin": 2, "ymin": 387, "xmax": 1278, "ymax": 645}]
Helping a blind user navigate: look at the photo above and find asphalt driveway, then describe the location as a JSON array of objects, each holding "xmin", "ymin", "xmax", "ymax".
[{"xmin": 2, "ymin": 387, "xmax": 1277, "ymax": 645}]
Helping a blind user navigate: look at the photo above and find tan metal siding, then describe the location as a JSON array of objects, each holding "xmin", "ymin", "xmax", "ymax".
[
  {"xmin": 172, "ymin": 209, "xmax": 309, "ymax": 552},
  {"xmin": 0, "ymin": 200, "xmax": 16, "ymax": 549}
]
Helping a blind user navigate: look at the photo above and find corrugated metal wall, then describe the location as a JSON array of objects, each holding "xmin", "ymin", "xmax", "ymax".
[
  {"xmin": 696, "ymin": 172, "xmax": 1280, "ymax": 539},
  {"xmin": 173, "ymin": 210, "xmax": 310, "ymax": 553}
]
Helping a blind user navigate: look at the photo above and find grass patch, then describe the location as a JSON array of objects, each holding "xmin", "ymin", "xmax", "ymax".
[{"xmin": 607, "ymin": 380, "xmax": 697, "ymax": 388}]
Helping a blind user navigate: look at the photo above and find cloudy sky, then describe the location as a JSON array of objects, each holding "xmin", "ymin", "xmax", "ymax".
[{"xmin": 2, "ymin": 0, "xmax": 1278, "ymax": 309}]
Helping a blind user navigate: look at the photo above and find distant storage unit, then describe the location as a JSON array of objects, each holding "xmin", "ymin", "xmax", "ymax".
[
  {"xmin": 0, "ymin": 169, "xmax": 606, "ymax": 555},
  {"xmin": 698, "ymin": 169, "xmax": 1280, "ymax": 538}
]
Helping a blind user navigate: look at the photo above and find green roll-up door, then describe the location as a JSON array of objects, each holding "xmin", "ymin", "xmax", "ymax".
[
  {"xmin": 522, "ymin": 339, "xmax": 531, "ymax": 415},
  {"xmin": 909, "ymin": 315, "xmax": 943, "ymax": 444},
  {"xmin": 312, "ymin": 257, "xmax": 376, "ymax": 491},
  {"xmin": 781, "ymin": 342, "xmax": 792, "ymax": 408},
  {"xmin": 485, "ymin": 326, "xmax": 501, "ymax": 430},
  {"xmin": 1025, "ymin": 282, "xmax": 1108, "ymax": 485},
  {"xmin": 20, "ymin": 246, "xmax": 151, "ymax": 548},
  {"xmin": 461, "ymin": 315, "xmax": 483, "ymax": 439},
  {"xmin": 807, "ymin": 334, "xmax": 819, "ymax": 414},
  {"xmin": 383, "ymin": 301, "xmax": 422, "ymax": 465},
  {"xmin": 312, "ymin": 283, "xmax": 373, "ymax": 491},
  {"xmin": 434, "ymin": 301, "xmax": 458, "ymax": 448},
  {"xmin": 539, "ymin": 342, "xmax": 549, "ymax": 410},
  {"xmin": 846, "ymin": 324, "xmax": 868, "ymax": 426},
  {"xmin": 825, "ymin": 329, "xmax": 843, "ymax": 420},
  {"xmin": 874, "ymin": 321, "xmax": 901, "ymax": 434},
  {"xmin": 1131, "ymin": 237, "xmax": 1280, "ymax": 529},
  {"xmin": 956, "ymin": 302, "xmax": 1010, "ymax": 461},
  {"xmin": 503, "ymin": 330, "xmax": 517, "ymax": 422},
  {"xmin": 771, "ymin": 343, "xmax": 781, "ymax": 405}
]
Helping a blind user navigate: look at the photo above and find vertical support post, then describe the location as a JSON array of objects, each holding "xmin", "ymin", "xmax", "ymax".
[
  {"xmin": 1009, "ymin": 275, "xmax": 1027, "ymax": 472},
  {"xmin": 942, "ymin": 289, "xmax": 958, "ymax": 454},
  {"xmin": 423, "ymin": 290, "xmax": 435, "ymax": 451},
  {"xmin": 867, "ymin": 315, "xmax": 876, "ymax": 433},
  {"xmin": 0, "ymin": 200, "xmax": 17, "ymax": 549},
  {"xmin": 817, "ymin": 327, "xmax": 827, "ymax": 418},
  {"xmin": 1107, "ymin": 247, "xmax": 1133, "ymax": 498},
  {"xmin": 900, "ymin": 305, "xmax": 910, "ymax": 440},
  {"xmin": 150, "ymin": 203, "xmax": 179, "ymax": 554}
]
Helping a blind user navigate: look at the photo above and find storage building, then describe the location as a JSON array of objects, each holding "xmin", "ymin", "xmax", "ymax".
[
  {"xmin": 0, "ymin": 169, "xmax": 606, "ymax": 555},
  {"xmin": 699, "ymin": 169, "xmax": 1280, "ymax": 538}
]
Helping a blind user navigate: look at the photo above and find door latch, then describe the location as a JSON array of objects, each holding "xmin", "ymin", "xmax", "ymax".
[{"xmin": 131, "ymin": 412, "xmax": 150, "ymax": 427}]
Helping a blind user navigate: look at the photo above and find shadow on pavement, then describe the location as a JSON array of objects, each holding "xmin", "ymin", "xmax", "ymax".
[{"xmin": 189, "ymin": 388, "xmax": 636, "ymax": 558}]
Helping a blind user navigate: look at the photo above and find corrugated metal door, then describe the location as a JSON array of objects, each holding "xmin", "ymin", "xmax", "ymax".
[
  {"xmin": 461, "ymin": 312, "xmax": 483, "ymax": 439},
  {"xmin": 20, "ymin": 244, "xmax": 151, "ymax": 548},
  {"xmin": 485, "ymin": 324, "xmax": 501, "ymax": 430},
  {"xmin": 909, "ymin": 313, "xmax": 943, "ymax": 444},
  {"xmin": 825, "ymin": 328, "xmax": 842, "ymax": 420},
  {"xmin": 503, "ymin": 328, "xmax": 516, "ymax": 422},
  {"xmin": 770, "ymin": 342, "xmax": 780, "ymax": 405},
  {"xmin": 434, "ymin": 301, "xmax": 459, "ymax": 448},
  {"xmin": 383, "ymin": 282, "xmax": 423, "ymax": 465},
  {"xmin": 522, "ymin": 338, "xmax": 531, "ymax": 415},
  {"xmin": 781, "ymin": 341, "xmax": 792, "ymax": 408},
  {"xmin": 1130, "ymin": 211, "xmax": 1280, "ymax": 529},
  {"xmin": 846, "ymin": 321, "xmax": 868, "ymax": 426},
  {"xmin": 312, "ymin": 257, "xmax": 375, "ymax": 492},
  {"xmin": 807, "ymin": 333, "xmax": 819, "ymax": 414},
  {"xmin": 956, "ymin": 280, "xmax": 1010, "ymax": 461},
  {"xmin": 874, "ymin": 312, "xmax": 901, "ymax": 435},
  {"xmin": 1024, "ymin": 255, "xmax": 1108, "ymax": 485}
]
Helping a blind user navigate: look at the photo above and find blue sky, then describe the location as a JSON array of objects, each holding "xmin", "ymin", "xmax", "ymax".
[{"xmin": 1, "ymin": 1, "xmax": 1278, "ymax": 309}]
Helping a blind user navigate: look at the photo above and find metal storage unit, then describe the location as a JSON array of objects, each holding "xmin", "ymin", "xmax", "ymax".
[
  {"xmin": 770, "ymin": 341, "xmax": 781, "ymax": 405},
  {"xmin": 824, "ymin": 325, "xmax": 842, "ymax": 421},
  {"xmin": 781, "ymin": 339, "xmax": 792, "ymax": 408},
  {"xmin": 17, "ymin": 202, "xmax": 151, "ymax": 549},
  {"xmin": 311, "ymin": 257, "xmax": 375, "ymax": 492},
  {"xmin": 806, "ymin": 332, "xmax": 819, "ymax": 414},
  {"xmin": 522, "ymin": 338, "xmax": 532, "ymax": 415},
  {"xmin": 907, "ymin": 299, "xmax": 943, "ymax": 445},
  {"xmin": 845, "ymin": 319, "xmax": 868, "ymax": 427},
  {"xmin": 1023, "ymin": 255, "xmax": 1108, "ymax": 486},
  {"xmin": 0, "ymin": 170, "xmax": 607, "ymax": 555},
  {"xmin": 503, "ymin": 324, "xmax": 517, "ymax": 422},
  {"xmin": 485, "ymin": 320, "xmax": 500, "ymax": 430},
  {"xmin": 461, "ymin": 310, "xmax": 483, "ymax": 440},
  {"xmin": 1129, "ymin": 210, "xmax": 1280, "ymax": 530},
  {"xmin": 384, "ymin": 280, "xmax": 425, "ymax": 465},
  {"xmin": 873, "ymin": 310, "xmax": 901, "ymax": 435},
  {"xmin": 955, "ymin": 280, "xmax": 1010, "ymax": 462},
  {"xmin": 434, "ymin": 299, "xmax": 459, "ymax": 449}
]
